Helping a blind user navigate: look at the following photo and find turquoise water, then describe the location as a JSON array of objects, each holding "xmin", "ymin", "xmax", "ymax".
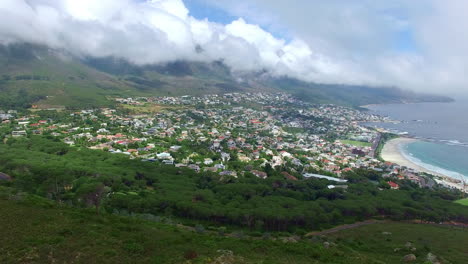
[
  {"xmin": 363, "ymin": 102, "xmax": 468, "ymax": 180},
  {"xmin": 403, "ymin": 141, "xmax": 468, "ymax": 181}
]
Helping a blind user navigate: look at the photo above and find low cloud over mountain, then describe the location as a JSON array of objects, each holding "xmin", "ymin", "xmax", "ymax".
[
  {"xmin": 1, "ymin": 0, "xmax": 344, "ymax": 83},
  {"xmin": 1, "ymin": 0, "xmax": 467, "ymax": 95}
]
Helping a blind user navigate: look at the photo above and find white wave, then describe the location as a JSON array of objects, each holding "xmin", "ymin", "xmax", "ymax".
[
  {"xmin": 399, "ymin": 145, "xmax": 468, "ymax": 181},
  {"xmin": 438, "ymin": 139, "xmax": 468, "ymax": 148}
]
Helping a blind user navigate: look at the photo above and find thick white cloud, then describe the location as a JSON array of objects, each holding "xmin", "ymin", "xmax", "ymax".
[
  {"xmin": 1, "ymin": 0, "xmax": 467, "ymax": 95},
  {"xmin": 197, "ymin": 0, "xmax": 468, "ymax": 95},
  {"xmin": 0, "ymin": 0, "xmax": 387, "ymax": 86}
]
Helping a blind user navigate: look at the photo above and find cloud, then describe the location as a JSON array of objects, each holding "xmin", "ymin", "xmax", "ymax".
[
  {"xmin": 0, "ymin": 0, "xmax": 295, "ymax": 73},
  {"xmin": 194, "ymin": 0, "xmax": 468, "ymax": 95},
  {"xmin": 0, "ymin": 0, "xmax": 467, "ymax": 95}
]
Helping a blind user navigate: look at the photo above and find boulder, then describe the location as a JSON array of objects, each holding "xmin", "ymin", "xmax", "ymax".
[
  {"xmin": 402, "ymin": 254, "xmax": 417, "ymax": 262},
  {"xmin": 426, "ymin": 253, "xmax": 441, "ymax": 264},
  {"xmin": 281, "ymin": 237, "xmax": 299, "ymax": 243},
  {"xmin": 212, "ymin": 250, "xmax": 245, "ymax": 264},
  {"xmin": 0, "ymin": 172, "xmax": 12, "ymax": 181}
]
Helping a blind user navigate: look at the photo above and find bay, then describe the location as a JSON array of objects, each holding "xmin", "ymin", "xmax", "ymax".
[{"xmin": 363, "ymin": 101, "xmax": 468, "ymax": 180}]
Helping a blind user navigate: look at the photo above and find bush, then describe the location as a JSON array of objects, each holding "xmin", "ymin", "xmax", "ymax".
[
  {"xmin": 218, "ymin": 226, "xmax": 227, "ymax": 236},
  {"xmin": 195, "ymin": 224, "xmax": 205, "ymax": 234},
  {"xmin": 184, "ymin": 250, "xmax": 198, "ymax": 260},
  {"xmin": 123, "ymin": 241, "xmax": 144, "ymax": 254}
]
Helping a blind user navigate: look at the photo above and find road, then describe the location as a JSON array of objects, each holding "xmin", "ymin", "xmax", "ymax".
[
  {"xmin": 305, "ymin": 220, "xmax": 379, "ymax": 237},
  {"xmin": 369, "ymin": 133, "xmax": 382, "ymax": 158}
]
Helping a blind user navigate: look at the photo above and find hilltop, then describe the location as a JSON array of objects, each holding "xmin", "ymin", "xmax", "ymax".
[{"xmin": 0, "ymin": 43, "xmax": 453, "ymax": 109}]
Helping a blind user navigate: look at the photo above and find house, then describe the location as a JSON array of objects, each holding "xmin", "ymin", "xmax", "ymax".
[
  {"xmin": 328, "ymin": 185, "xmax": 349, "ymax": 190},
  {"xmin": 163, "ymin": 160, "xmax": 174, "ymax": 165},
  {"xmin": 214, "ymin": 164, "xmax": 226, "ymax": 170},
  {"xmin": 204, "ymin": 158, "xmax": 214, "ymax": 165},
  {"xmin": 221, "ymin": 152, "xmax": 231, "ymax": 162},
  {"xmin": 282, "ymin": 172, "xmax": 298, "ymax": 181},
  {"xmin": 0, "ymin": 114, "xmax": 12, "ymax": 120},
  {"xmin": 157, "ymin": 152, "xmax": 172, "ymax": 160},
  {"xmin": 97, "ymin": 128, "xmax": 110, "ymax": 134},
  {"xmin": 251, "ymin": 170, "xmax": 268, "ymax": 179},
  {"xmin": 291, "ymin": 158, "xmax": 303, "ymax": 166},
  {"xmin": 170, "ymin": 145, "xmax": 182, "ymax": 152},
  {"xmin": 388, "ymin": 181, "xmax": 400, "ymax": 190},
  {"xmin": 188, "ymin": 164, "xmax": 200, "ymax": 172},
  {"xmin": 12, "ymin": 130, "xmax": 27, "ymax": 137},
  {"xmin": 203, "ymin": 167, "xmax": 218, "ymax": 172},
  {"xmin": 219, "ymin": 171, "xmax": 237, "ymax": 177}
]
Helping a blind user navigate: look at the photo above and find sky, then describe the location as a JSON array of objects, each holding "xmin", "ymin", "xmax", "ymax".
[{"xmin": 0, "ymin": 0, "xmax": 467, "ymax": 95}]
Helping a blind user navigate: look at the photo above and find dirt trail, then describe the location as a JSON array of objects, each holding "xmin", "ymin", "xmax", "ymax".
[{"xmin": 305, "ymin": 220, "xmax": 380, "ymax": 237}]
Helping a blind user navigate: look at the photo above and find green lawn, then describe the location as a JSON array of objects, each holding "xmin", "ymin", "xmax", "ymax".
[
  {"xmin": 455, "ymin": 198, "xmax": 468, "ymax": 206},
  {"xmin": 1, "ymin": 197, "xmax": 468, "ymax": 264},
  {"xmin": 340, "ymin": 140, "xmax": 372, "ymax": 147}
]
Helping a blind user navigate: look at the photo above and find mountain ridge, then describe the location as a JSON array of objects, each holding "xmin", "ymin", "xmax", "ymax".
[{"xmin": 0, "ymin": 43, "xmax": 453, "ymax": 109}]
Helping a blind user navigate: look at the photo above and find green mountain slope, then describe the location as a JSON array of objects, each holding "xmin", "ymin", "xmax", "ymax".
[
  {"xmin": 262, "ymin": 78, "xmax": 454, "ymax": 106},
  {"xmin": 0, "ymin": 44, "xmax": 136, "ymax": 108},
  {"xmin": 0, "ymin": 43, "xmax": 453, "ymax": 109},
  {"xmin": 0, "ymin": 44, "xmax": 255, "ymax": 109}
]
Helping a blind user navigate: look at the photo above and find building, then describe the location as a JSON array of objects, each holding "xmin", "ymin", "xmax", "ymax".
[{"xmin": 387, "ymin": 181, "xmax": 400, "ymax": 190}]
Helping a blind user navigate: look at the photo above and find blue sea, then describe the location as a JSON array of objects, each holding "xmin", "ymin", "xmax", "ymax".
[{"xmin": 363, "ymin": 101, "xmax": 468, "ymax": 181}]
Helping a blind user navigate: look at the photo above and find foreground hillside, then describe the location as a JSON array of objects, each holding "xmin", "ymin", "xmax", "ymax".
[
  {"xmin": 0, "ymin": 43, "xmax": 453, "ymax": 109},
  {"xmin": 1, "ymin": 196, "xmax": 467, "ymax": 264}
]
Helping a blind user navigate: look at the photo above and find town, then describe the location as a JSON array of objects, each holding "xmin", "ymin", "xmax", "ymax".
[{"xmin": 1, "ymin": 92, "xmax": 435, "ymax": 190}]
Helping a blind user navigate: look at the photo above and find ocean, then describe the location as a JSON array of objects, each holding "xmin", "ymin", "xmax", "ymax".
[{"xmin": 363, "ymin": 101, "xmax": 468, "ymax": 181}]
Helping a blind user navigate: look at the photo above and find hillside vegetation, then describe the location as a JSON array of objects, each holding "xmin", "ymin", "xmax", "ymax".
[
  {"xmin": 1, "ymin": 136, "xmax": 468, "ymax": 234},
  {"xmin": 0, "ymin": 44, "xmax": 257, "ymax": 109},
  {"xmin": 1, "ymin": 196, "xmax": 467, "ymax": 264}
]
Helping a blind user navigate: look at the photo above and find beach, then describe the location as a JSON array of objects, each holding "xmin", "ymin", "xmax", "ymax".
[{"xmin": 381, "ymin": 138, "xmax": 466, "ymax": 191}]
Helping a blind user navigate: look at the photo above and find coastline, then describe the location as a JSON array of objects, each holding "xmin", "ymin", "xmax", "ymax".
[{"xmin": 381, "ymin": 137, "xmax": 466, "ymax": 192}]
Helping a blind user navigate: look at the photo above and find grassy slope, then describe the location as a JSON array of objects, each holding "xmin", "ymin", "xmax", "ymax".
[
  {"xmin": 328, "ymin": 222, "xmax": 468, "ymax": 264},
  {"xmin": 0, "ymin": 46, "xmax": 266, "ymax": 109},
  {"xmin": 455, "ymin": 198, "xmax": 468, "ymax": 206},
  {"xmin": 340, "ymin": 140, "xmax": 372, "ymax": 147},
  {"xmin": 1, "ymin": 197, "xmax": 467, "ymax": 264},
  {"xmin": 265, "ymin": 78, "xmax": 454, "ymax": 107},
  {"xmin": 0, "ymin": 45, "xmax": 140, "ymax": 108}
]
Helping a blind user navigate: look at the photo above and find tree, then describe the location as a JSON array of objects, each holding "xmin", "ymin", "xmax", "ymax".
[{"xmin": 78, "ymin": 183, "xmax": 107, "ymax": 215}]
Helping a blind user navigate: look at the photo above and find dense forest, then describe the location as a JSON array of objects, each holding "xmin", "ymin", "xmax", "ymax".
[{"xmin": 1, "ymin": 136, "xmax": 468, "ymax": 233}]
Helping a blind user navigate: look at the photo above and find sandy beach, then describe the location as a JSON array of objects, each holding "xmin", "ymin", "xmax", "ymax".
[{"xmin": 381, "ymin": 138, "xmax": 466, "ymax": 192}]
